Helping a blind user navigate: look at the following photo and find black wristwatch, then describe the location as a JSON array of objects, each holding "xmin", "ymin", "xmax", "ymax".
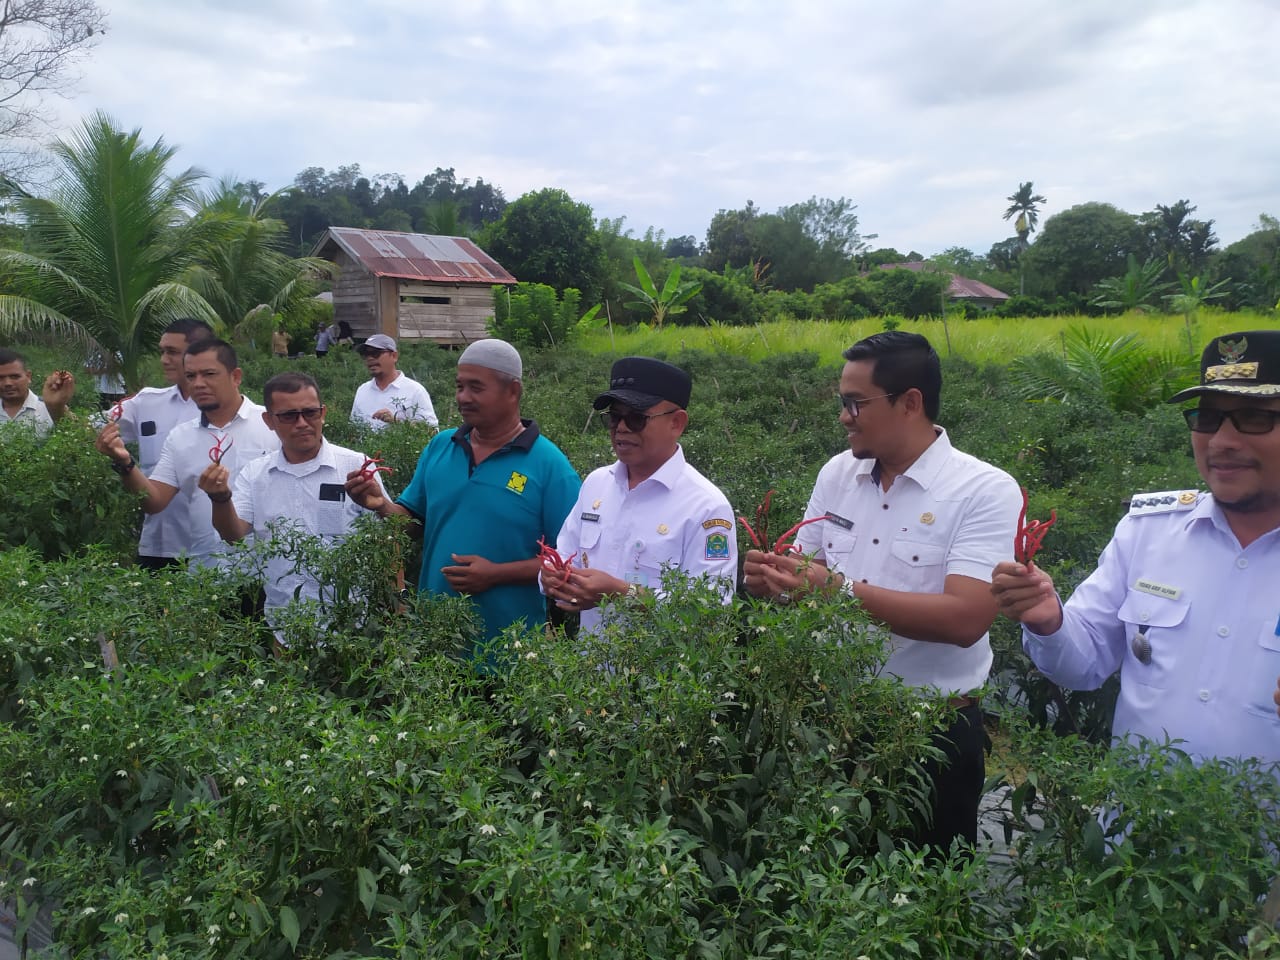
[{"xmin": 110, "ymin": 456, "xmax": 136, "ymax": 476}]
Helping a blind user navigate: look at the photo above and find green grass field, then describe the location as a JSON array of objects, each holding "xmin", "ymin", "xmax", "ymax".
[{"xmin": 575, "ymin": 309, "xmax": 1280, "ymax": 362}]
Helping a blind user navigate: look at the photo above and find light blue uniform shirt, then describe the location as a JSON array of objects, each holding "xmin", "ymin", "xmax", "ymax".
[{"xmin": 1024, "ymin": 490, "xmax": 1280, "ymax": 763}]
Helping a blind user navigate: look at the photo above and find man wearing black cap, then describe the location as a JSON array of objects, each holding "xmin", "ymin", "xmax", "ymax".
[
  {"xmin": 351, "ymin": 334, "xmax": 438, "ymax": 429},
  {"xmin": 543, "ymin": 356, "xmax": 737, "ymax": 633},
  {"xmin": 994, "ymin": 329, "xmax": 1280, "ymax": 764}
]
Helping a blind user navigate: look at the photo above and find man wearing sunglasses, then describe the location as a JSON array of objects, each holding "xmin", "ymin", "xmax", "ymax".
[
  {"xmin": 542, "ymin": 356, "xmax": 737, "ymax": 633},
  {"xmin": 993, "ymin": 329, "xmax": 1280, "ymax": 764},
  {"xmin": 197, "ymin": 372, "xmax": 389, "ymax": 639}
]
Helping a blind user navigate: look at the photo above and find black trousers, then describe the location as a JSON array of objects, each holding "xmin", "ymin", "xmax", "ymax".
[{"xmin": 913, "ymin": 703, "xmax": 986, "ymax": 855}]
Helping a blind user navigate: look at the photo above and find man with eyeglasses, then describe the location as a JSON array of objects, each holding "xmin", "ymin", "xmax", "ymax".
[
  {"xmin": 993, "ymin": 329, "xmax": 1280, "ymax": 764},
  {"xmin": 350, "ymin": 334, "xmax": 438, "ymax": 429},
  {"xmin": 96, "ymin": 339, "xmax": 278, "ymax": 569},
  {"xmin": 743, "ymin": 331, "xmax": 1022, "ymax": 854},
  {"xmin": 542, "ymin": 356, "xmax": 737, "ymax": 634},
  {"xmin": 198, "ymin": 372, "xmax": 387, "ymax": 638}
]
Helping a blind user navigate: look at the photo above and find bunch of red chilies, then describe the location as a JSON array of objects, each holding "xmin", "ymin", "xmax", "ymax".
[
  {"xmin": 537, "ymin": 536, "xmax": 576, "ymax": 574},
  {"xmin": 1015, "ymin": 486, "xmax": 1057, "ymax": 565},
  {"xmin": 738, "ymin": 489, "xmax": 825, "ymax": 555},
  {"xmin": 208, "ymin": 432, "xmax": 234, "ymax": 464},
  {"xmin": 108, "ymin": 392, "xmax": 137, "ymax": 423}
]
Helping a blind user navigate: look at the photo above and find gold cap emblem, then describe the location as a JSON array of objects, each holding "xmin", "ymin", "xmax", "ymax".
[
  {"xmin": 920, "ymin": 512, "xmax": 935, "ymax": 525},
  {"xmin": 657, "ymin": 523, "xmax": 669, "ymax": 535},
  {"xmin": 1219, "ymin": 336, "xmax": 1248, "ymax": 363}
]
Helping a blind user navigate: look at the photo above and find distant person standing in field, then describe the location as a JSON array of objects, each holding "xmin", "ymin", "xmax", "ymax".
[
  {"xmin": 542, "ymin": 357, "xmax": 738, "ymax": 633},
  {"xmin": 346, "ymin": 338, "xmax": 580, "ymax": 668},
  {"xmin": 315, "ymin": 323, "xmax": 333, "ymax": 358},
  {"xmin": 0, "ymin": 348, "xmax": 73, "ymax": 436},
  {"xmin": 271, "ymin": 324, "xmax": 292, "ymax": 359},
  {"xmin": 95, "ymin": 338, "xmax": 278, "ymax": 568},
  {"xmin": 351, "ymin": 334, "xmax": 438, "ymax": 429},
  {"xmin": 993, "ymin": 329, "xmax": 1280, "ymax": 765},
  {"xmin": 97, "ymin": 318, "xmax": 215, "ymax": 568}
]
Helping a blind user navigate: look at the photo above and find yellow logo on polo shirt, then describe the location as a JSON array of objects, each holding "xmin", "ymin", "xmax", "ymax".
[{"xmin": 506, "ymin": 471, "xmax": 528, "ymax": 494}]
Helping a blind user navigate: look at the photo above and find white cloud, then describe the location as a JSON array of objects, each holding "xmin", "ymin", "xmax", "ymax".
[{"xmin": 35, "ymin": 0, "xmax": 1280, "ymax": 257}]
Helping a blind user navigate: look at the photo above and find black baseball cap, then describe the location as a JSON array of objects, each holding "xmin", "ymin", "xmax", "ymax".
[
  {"xmin": 592, "ymin": 357, "xmax": 692, "ymax": 410},
  {"xmin": 1168, "ymin": 330, "xmax": 1280, "ymax": 403}
]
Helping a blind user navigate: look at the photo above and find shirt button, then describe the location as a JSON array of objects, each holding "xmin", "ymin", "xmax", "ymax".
[
  {"xmin": 872, "ymin": 538, "xmax": 879, "ymax": 545},
  {"xmin": 1217, "ymin": 626, "xmax": 1229, "ymax": 637},
  {"xmin": 1139, "ymin": 611, "xmax": 1151, "ymax": 623},
  {"xmin": 881, "ymin": 503, "xmax": 889, "ymax": 510},
  {"xmin": 1236, "ymin": 557, "xmax": 1248, "ymax": 569},
  {"xmin": 1198, "ymin": 690, "xmax": 1210, "ymax": 702}
]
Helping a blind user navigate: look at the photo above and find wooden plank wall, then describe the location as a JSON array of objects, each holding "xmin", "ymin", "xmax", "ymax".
[
  {"xmin": 395, "ymin": 283, "xmax": 495, "ymax": 345},
  {"xmin": 331, "ymin": 251, "xmax": 378, "ymax": 335}
]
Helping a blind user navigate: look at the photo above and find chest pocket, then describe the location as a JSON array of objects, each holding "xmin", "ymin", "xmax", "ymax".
[
  {"xmin": 1116, "ymin": 588, "xmax": 1192, "ymax": 688},
  {"xmin": 314, "ymin": 499, "xmax": 352, "ymax": 538},
  {"xmin": 886, "ymin": 540, "xmax": 947, "ymax": 591},
  {"xmin": 577, "ymin": 521, "xmax": 603, "ymax": 552},
  {"xmin": 822, "ymin": 527, "xmax": 858, "ymax": 572}
]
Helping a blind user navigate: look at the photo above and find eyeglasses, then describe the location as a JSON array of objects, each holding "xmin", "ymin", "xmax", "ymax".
[
  {"xmin": 1184, "ymin": 407, "xmax": 1280, "ymax": 435},
  {"xmin": 272, "ymin": 405, "xmax": 326, "ymax": 424},
  {"xmin": 838, "ymin": 392, "xmax": 897, "ymax": 417},
  {"xmin": 600, "ymin": 408, "xmax": 679, "ymax": 432}
]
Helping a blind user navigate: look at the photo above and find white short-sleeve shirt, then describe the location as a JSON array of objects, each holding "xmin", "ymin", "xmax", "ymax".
[
  {"xmin": 1023, "ymin": 491, "xmax": 1280, "ymax": 763},
  {"xmin": 1, "ymin": 390, "xmax": 53, "ymax": 435},
  {"xmin": 113, "ymin": 385, "xmax": 200, "ymax": 558},
  {"xmin": 350, "ymin": 373, "xmax": 438, "ymax": 429},
  {"xmin": 231, "ymin": 440, "xmax": 385, "ymax": 621},
  {"xmin": 552, "ymin": 445, "xmax": 738, "ymax": 635},
  {"xmin": 149, "ymin": 396, "xmax": 279, "ymax": 567},
  {"xmin": 794, "ymin": 427, "xmax": 1022, "ymax": 694}
]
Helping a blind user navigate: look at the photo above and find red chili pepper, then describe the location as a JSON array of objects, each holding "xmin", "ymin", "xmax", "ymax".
[
  {"xmin": 108, "ymin": 392, "xmax": 137, "ymax": 423},
  {"xmin": 208, "ymin": 432, "xmax": 234, "ymax": 465},
  {"xmin": 358, "ymin": 452, "xmax": 393, "ymax": 482},
  {"xmin": 1015, "ymin": 486, "xmax": 1057, "ymax": 565},
  {"xmin": 739, "ymin": 490, "xmax": 826, "ymax": 554},
  {"xmin": 537, "ymin": 536, "xmax": 576, "ymax": 574}
]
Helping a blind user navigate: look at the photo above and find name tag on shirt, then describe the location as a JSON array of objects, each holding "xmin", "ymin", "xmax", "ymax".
[
  {"xmin": 826, "ymin": 513, "xmax": 853, "ymax": 530},
  {"xmin": 318, "ymin": 483, "xmax": 347, "ymax": 502},
  {"xmin": 1133, "ymin": 578, "xmax": 1181, "ymax": 600},
  {"xmin": 581, "ymin": 512, "xmax": 600, "ymax": 522}
]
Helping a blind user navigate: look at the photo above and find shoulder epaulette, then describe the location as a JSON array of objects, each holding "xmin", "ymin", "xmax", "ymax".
[{"xmin": 1127, "ymin": 490, "xmax": 1201, "ymax": 516}]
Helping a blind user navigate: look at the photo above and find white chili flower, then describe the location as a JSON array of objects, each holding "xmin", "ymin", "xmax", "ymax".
[
  {"xmin": 396, "ymin": 731, "xmax": 407, "ymax": 741},
  {"xmin": 252, "ymin": 678, "xmax": 265, "ymax": 688},
  {"xmin": 532, "ymin": 790, "xmax": 542, "ymax": 800},
  {"xmin": 16, "ymin": 580, "xmax": 27, "ymax": 587},
  {"xmin": 113, "ymin": 912, "xmax": 128, "ymax": 924},
  {"xmin": 399, "ymin": 863, "xmax": 411, "ymax": 876},
  {"xmin": 22, "ymin": 877, "xmax": 36, "ymax": 887},
  {"xmin": 659, "ymin": 862, "xmax": 668, "ymax": 876},
  {"xmin": 547, "ymin": 749, "xmax": 557, "ymax": 759},
  {"xmin": 80, "ymin": 723, "xmax": 90, "ymax": 731},
  {"xmin": 234, "ymin": 776, "xmax": 247, "ymax": 788},
  {"xmin": 892, "ymin": 893, "xmax": 910, "ymax": 907},
  {"xmin": 284, "ymin": 760, "xmax": 294, "ymax": 768},
  {"xmin": 479, "ymin": 823, "xmax": 498, "ymax": 836},
  {"xmin": 830, "ymin": 806, "xmax": 840, "ymax": 816},
  {"xmin": 367, "ymin": 734, "xmax": 378, "ymax": 744},
  {"xmin": 302, "ymin": 785, "xmax": 315, "ymax": 795},
  {"xmin": 268, "ymin": 804, "xmax": 279, "ymax": 813},
  {"xmin": 80, "ymin": 906, "xmax": 97, "ymax": 916},
  {"xmin": 721, "ymin": 691, "xmax": 736, "ymax": 701},
  {"xmin": 116, "ymin": 769, "xmax": 128, "ymax": 778},
  {"xmin": 213, "ymin": 838, "xmax": 226, "ymax": 850},
  {"xmin": 582, "ymin": 800, "xmax": 592, "ymax": 810},
  {"xmin": 798, "ymin": 844, "xmax": 811, "ymax": 853}
]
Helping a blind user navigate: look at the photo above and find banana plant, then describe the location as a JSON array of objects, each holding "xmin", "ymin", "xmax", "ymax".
[{"xmin": 618, "ymin": 256, "xmax": 702, "ymax": 328}]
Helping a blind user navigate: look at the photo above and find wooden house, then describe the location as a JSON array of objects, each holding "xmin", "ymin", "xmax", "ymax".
[
  {"xmin": 878, "ymin": 261, "xmax": 1010, "ymax": 310},
  {"xmin": 312, "ymin": 227, "xmax": 517, "ymax": 345}
]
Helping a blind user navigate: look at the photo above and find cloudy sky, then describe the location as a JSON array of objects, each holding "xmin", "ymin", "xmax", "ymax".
[{"xmin": 47, "ymin": 0, "xmax": 1280, "ymax": 256}]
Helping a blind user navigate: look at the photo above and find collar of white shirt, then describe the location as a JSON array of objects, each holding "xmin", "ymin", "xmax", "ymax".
[
  {"xmin": 266, "ymin": 438, "xmax": 337, "ymax": 478},
  {"xmin": 610, "ymin": 442, "xmax": 687, "ymax": 491},
  {"xmin": 853, "ymin": 425, "xmax": 952, "ymax": 490}
]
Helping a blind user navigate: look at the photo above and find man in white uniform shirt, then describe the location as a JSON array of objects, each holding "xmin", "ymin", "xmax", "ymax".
[
  {"xmin": 350, "ymin": 334, "xmax": 437, "ymax": 429},
  {"xmin": 98, "ymin": 318, "xmax": 214, "ymax": 568},
  {"xmin": 544, "ymin": 356, "xmax": 737, "ymax": 634},
  {"xmin": 198, "ymin": 372, "xmax": 387, "ymax": 640},
  {"xmin": 994, "ymin": 329, "xmax": 1280, "ymax": 765},
  {"xmin": 744, "ymin": 331, "xmax": 1022, "ymax": 854},
  {"xmin": 0, "ymin": 348, "xmax": 73, "ymax": 436},
  {"xmin": 96, "ymin": 339, "xmax": 278, "ymax": 568}
]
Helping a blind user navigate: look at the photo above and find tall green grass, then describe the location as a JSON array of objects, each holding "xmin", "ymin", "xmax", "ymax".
[{"xmin": 576, "ymin": 309, "xmax": 1280, "ymax": 363}]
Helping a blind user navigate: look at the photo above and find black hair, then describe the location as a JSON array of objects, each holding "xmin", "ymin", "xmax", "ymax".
[
  {"xmin": 263, "ymin": 372, "xmax": 321, "ymax": 410},
  {"xmin": 0, "ymin": 347, "xmax": 29, "ymax": 370},
  {"xmin": 842, "ymin": 331, "xmax": 942, "ymax": 421},
  {"xmin": 185, "ymin": 337, "xmax": 238, "ymax": 372},
  {"xmin": 163, "ymin": 317, "xmax": 216, "ymax": 342}
]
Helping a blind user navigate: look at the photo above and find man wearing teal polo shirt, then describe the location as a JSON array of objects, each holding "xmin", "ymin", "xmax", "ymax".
[{"xmin": 347, "ymin": 339, "xmax": 580, "ymax": 667}]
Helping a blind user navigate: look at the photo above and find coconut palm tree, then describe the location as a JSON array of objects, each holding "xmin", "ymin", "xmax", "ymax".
[
  {"xmin": 183, "ymin": 178, "xmax": 335, "ymax": 335},
  {"xmin": 1003, "ymin": 181, "xmax": 1047, "ymax": 294},
  {"xmin": 0, "ymin": 112, "xmax": 222, "ymax": 390}
]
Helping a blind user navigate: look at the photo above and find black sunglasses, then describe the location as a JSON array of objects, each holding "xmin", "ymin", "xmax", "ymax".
[
  {"xmin": 272, "ymin": 405, "xmax": 326, "ymax": 424},
  {"xmin": 1184, "ymin": 407, "xmax": 1280, "ymax": 435},
  {"xmin": 599, "ymin": 408, "xmax": 679, "ymax": 432}
]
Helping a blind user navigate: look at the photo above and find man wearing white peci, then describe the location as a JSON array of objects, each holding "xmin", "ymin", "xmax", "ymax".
[{"xmin": 351, "ymin": 334, "xmax": 437, "ymax": 429}]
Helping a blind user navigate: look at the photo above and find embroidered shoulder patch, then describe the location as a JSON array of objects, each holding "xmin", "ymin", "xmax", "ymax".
[
  {"xmin": 703, "ymin": 518, "xmax": 732, "ymax": 530},
  {"xmin": 705, "ymin": 531, "xmax": 730, "ymax": 559}
]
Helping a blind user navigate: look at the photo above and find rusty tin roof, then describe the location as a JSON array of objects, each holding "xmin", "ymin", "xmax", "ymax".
[
  {"xmin": 878, "ymin": 262, "xmax": 1008, "ymax": 301},
  {"xmin": 314, "ymin": 227, "xmax": 517, "ymax": 285}
]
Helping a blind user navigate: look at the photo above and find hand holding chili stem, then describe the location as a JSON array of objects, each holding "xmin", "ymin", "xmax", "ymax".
[
  {"xmin": 197, "ymin": 461, "xmax": 232, "ymax": 500},
  {"xmin": 94, "ymin": 421, "xmax": 130, "ymax": 463},
  {"xmin": 358, "ymin": 452, "xmax": 393, "ymax": 482},
  {"xmin": 1014, "ymin": 486, "xmax": 1057, "ymax": 565},
  {"xmin": 208, "ymin": 432, "xmax": 234, "ymax": 465}
]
